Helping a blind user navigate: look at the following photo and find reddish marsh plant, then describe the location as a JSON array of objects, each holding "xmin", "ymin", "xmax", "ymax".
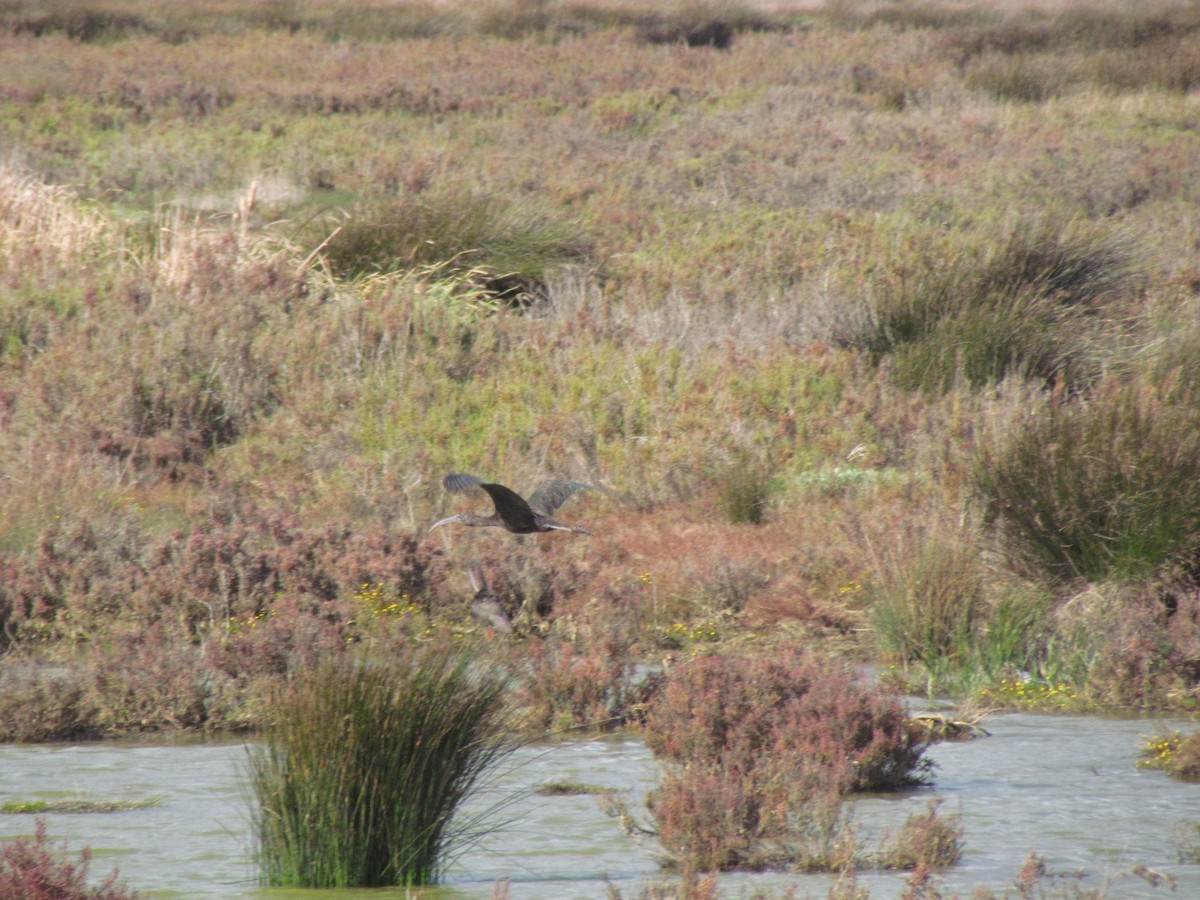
[
  {"xmin": 643, "ymin": 648, "xmax": 931, "ymax": 871},
  {"xmin": 878, "ymin": 800, "xmax": 964, "ymax": 871},
  {"xmin": 0, "ymin": 818, "xmax": 137, "ymax": 899},
  {"xmin": 506, "ymin": 636, "xmax": 656, "ymax": 735}
]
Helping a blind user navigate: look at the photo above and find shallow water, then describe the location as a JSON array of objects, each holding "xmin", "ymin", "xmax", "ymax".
[{"xmin": 1, "ymin": 714, "xmax": 1198, "ymax": 898}]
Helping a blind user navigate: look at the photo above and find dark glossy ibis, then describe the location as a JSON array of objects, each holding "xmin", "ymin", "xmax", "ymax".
[{"xmin": 429, "ymin": 473, "xmax": 595, "ymax": 536}]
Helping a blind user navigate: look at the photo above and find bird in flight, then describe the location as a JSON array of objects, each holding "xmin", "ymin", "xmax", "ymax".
[{"xmin": 429, "ymin": 473, "xmax": 596, "ymax": 536}]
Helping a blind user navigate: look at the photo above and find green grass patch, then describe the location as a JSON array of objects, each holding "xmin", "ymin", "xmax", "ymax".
[
  {"xmin": 535, "ymin": 780, "xmax": 608, "ymax": 796},
  {"xmin": 1, "ymin": 797, "xmax": 162, "ymax": 814},
  {"xmin": 309, "ymin": 190, "xmax": 593, "ymax": 302}
]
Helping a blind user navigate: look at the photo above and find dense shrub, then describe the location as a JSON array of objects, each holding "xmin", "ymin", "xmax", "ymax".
[
  {"xmin": 643, "ymin": 649, "xmax": 931, "ymax": 870},
  {"xmin": 506, "ymin": 636, "xmax": 656, "ymax": 735},
  {"xmin": 1172, "ymin": 729, "xmax": 1200, "ymax": 783},
  {"xmin": 0, "ymin": 511, "xmax": 436, "ymax": 738},
  {"xmin": 0, "ymin": 818, "xmax": 137, "ymax": 899},
  {"xmin": 1052, "ymin": 586, "xmax": 1200, "ymax": 709},
  {"xmin": 2, "ymin": 512, "xmax": 431, "ymax": 645},
  {"xmin": 10, "ymin": 8, "xmax": 154, "ymax": 42},
  {"xmin": 6, "ymin": 224, "xmax": 300, "ymax": 481},
  {"xmin": 0, "ymin": 667, "xmax": 99, "ymax": 743}
]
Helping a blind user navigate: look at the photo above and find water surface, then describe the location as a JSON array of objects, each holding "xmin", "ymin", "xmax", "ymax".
[{"xmin": 1, "ymin": 714, "xmax": 1198, "ymax": 898}]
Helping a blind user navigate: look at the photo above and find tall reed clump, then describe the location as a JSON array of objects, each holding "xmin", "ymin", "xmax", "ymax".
[
  {"xmin": 843, "ymin": 217, "xmax": 1136, "ymax": 392},
  {"xmin": 863, "ymin": 516, "xmax": 1051, "ymax": 695},
  {"xmin": 718, "ymin": 454, "xmax": 776, "ymax": 525},
  {"xmin": 973, "ymin": 375, "xmax": 1200, "ymax": 585},
  {"xmin": 248, "ymin": 649, "xmax": 514, "ymax": 887},
  {"xmin": 869, "ymin": 534, "xmax": 985, "ymax": 675},
  {"xmin": 643, "ymin": 648, "xmax": 931, "ymax": 872}
]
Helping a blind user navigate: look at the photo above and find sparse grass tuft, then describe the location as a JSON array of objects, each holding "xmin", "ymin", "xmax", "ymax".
[
  {"xmin": 877, "ymin": 800, "xmax": 964, "ymax": 871},
  {"xmin": 717, "ymin": 456, "xmax": 775, "ymax": 525},
  {"xmin": 1174, "ymin": 821, "xmax": 1200, "ymax": 864}
]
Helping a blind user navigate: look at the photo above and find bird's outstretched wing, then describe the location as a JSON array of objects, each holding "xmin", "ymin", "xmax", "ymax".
[
  {"xmin": 443, "ymin": 472, "xmax": 487, "ymax": 493},
  {"xmin": 527, "ymin": 480, "xmax": 594, "ymax": 516}
]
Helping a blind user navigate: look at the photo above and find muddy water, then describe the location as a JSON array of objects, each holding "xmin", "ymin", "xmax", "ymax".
[{"xmin": 1, "ymin": 714, "xmax": 1198, "ymax": 898}]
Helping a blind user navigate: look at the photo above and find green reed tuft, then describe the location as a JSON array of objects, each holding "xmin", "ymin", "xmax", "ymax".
[
  {"xmin": 849, "ymin": 216, "xmax": 1137, "ymax": 392},
  {"xmin": 974, "ymin": 376, "xmax": 1200, "ymax": 584},
  {"xmin": 313, "ymin": 190, "xmax": 592, "ymax": 302},
  {"xmin": 248, "ymin": 650, "xmax": 514, "ymax": 887}
]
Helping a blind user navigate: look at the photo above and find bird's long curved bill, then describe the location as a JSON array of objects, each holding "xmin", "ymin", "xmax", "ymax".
[{"xmin": 428, "ymin": 515, "xmax": 462, "ymax": 533}]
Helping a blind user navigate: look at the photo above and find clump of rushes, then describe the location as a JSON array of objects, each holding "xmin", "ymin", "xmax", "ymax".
[
  {"xmin": 717, "ymin": 453, "xmax": 778, "ymax": 525},
  {"xmin": 643, "ymin": 648, "xmax": 931, "ymax": 871},
  {"xmin": 846, "ymin": 216, "xmax": 1136, "ymax": 392},
  {"xmin": 974, "ymin": 375, "xmax": 1200, "ymax": 584},
  {"xmin": 0, "ymin": 818, "xmax": 138, "ymax": 899},
  {"xmin": 870, "ymin": 536, "xmax": 984, "ymax": 675},
  {"xmin": 248, "ymin": 649, "xmax": 514, "ymax": 887},
  {"xmin": 314, "ymin": 190, "xmax": 592, "ymax": 303}
]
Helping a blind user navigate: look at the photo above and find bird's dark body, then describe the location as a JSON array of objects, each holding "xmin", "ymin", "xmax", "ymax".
[
  {"xmin": 430, "ymin": 472, "xmax": 595, "ymax": 536},
  {"xmin": 475, "ymin": 483, "xmax": 542, "ymax": 533}
]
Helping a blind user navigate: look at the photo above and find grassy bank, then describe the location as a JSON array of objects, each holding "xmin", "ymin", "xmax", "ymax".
[{"xmin": 2, "ymin": 0, "xmax": 1200, "ymax": 744}]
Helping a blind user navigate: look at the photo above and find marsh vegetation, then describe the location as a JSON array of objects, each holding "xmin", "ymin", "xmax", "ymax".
[{"xmin": 2, "ymin": 0, "xmax": 1200, "ymax": 889}]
